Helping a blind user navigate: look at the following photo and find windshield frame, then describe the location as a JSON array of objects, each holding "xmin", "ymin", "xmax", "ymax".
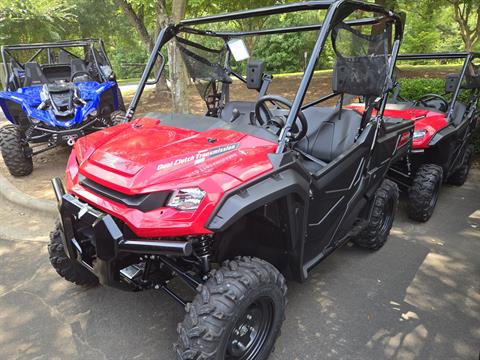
[
  {"xmin": 1, "ymin": 39, "xmax": 111, "ymax": 90},
  {"xmin": 127, "ymin": 0, "xmax": 404, "ymax": 153}
]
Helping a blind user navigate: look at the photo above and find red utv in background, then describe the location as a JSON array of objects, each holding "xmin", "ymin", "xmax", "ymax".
[{"xmin": 350, "ymin": 52, "xmax": 479, "ymax": 222}]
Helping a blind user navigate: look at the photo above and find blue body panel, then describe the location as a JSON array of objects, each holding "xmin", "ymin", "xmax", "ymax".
[{"xmin": 0, "ymin": 81, "xmax": 120, "ymax": 128}]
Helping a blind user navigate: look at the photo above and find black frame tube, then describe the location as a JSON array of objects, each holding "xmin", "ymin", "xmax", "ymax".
[
  {"xmin": 51, "ymin": 177, "xmax": 66, "ymax": 204},
  {"xmin": 2, "ymin": 39, "xmax": 103, "ymax": 51},
  {"xmin": 181, "ymin": 17, "xmax": 383, "ymax": 38},
  {"xmin": 1, "ymin": 39, "xmax": 110, "ymax": 90},
  {"xmin": 126, "ymin": 1, "xmax": 404, "ymax": 152},
  {"xmin": 277, "ymin": 2, "xmax": 402, "ymax": 153},
  {"xmin": 179, "ymin": 1, "xmax": 396, "ymax": 26},
  {"xmin": 398, "ymin": 52, "xmax": 480, "ymax": 60},
  {"xmin": 119, "ymin": 239, "xmax": 193, "ymax": 256},
  {"xmin": 157, "ymin": 255, "xmax": 201, "ymax": 290},
  {"xmin": 447, "ymin": 53, "xmax": 473, "ymax": 119},
  {"xmin": 126, "ymin": 27, "xmax": 175, "ymax": 120}
]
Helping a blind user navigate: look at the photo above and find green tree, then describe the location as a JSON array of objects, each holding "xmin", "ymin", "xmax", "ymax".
[
  {"xmin": 0, "ymin": 0, "xmax": 75, "ymax": 43},
  {"xmin": 114, "ymin": 0, "xmax": 189, "ymax": 112},
  {"xmin": 447, "ymin": 0, "xmax": 480, "ymax": 51}
]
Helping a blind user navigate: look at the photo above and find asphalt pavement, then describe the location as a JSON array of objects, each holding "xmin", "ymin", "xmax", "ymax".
[{"xmin": 0, "ymin": 171, "xmax": 479, "ymax": 360}]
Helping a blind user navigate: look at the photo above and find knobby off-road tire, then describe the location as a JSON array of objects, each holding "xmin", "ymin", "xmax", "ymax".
[
  {"xmin": 175, "ymin": 256, "xmax": 287, "ymax": 360},
  {"xmin": 0, "ymin": 124, "xmax": 33, "ymax": 176},
  {"xmin": 407, "ymin": 164, "xmax": 443, "ymax": 222},
  {"xmin": 48, "ymin": 221, "xmax": 99, "ymax": 286},
  {"xmin": 448, "ymin": 144, "xmax": 474, "ymax": 186},
  {"xmin": 109, "ymin": 110, "xmax": 127, "ymax": 126},
  {"xmin": 352, "ymin": 179, "xmax": 399, "ymax": 250}
]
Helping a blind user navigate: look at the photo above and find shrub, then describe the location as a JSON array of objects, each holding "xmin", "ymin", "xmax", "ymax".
[{"xmin": 398, "ymin": 78, "xmax": 445, "ymax": 100}]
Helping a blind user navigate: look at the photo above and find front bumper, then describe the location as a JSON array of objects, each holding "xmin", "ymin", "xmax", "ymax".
[
  {"xmin": 52, "ymin": 177, "xmax": 193, "ymax": 290},
  {"xmin": 31, "ymin": 118, "xmax": 104, "ymax": 145}
]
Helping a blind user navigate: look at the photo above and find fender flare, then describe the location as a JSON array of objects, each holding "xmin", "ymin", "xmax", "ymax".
[{"xmin": 207, "ymin": 167, "xmax": 310, "ymax": 232}]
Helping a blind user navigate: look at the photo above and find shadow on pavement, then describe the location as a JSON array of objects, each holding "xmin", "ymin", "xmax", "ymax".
[{"xmin": 0, "ymin": 173, "xmax": 478, "ymax": 360}]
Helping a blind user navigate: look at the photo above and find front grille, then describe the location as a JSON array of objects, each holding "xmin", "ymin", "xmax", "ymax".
[{"xmin": 79, "ymin": 175, "xmax": 170, "ymax": 212}]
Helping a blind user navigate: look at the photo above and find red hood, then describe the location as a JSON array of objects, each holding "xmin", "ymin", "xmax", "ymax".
[{"xmin": 73, "ymin": 117, "xmax": 277, "ymax": 194}]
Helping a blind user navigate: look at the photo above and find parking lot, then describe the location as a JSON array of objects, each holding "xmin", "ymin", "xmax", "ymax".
[{"xmin": 0, "ymin": 169, "xmax": 478, "ymax": 360}]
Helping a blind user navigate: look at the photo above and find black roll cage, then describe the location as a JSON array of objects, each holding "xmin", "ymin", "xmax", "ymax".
[
  {"xmin": 1, "ymin": 39, "xmax": 112, "ymax": 88},
  {"xmin": 395, "ymin": 52, "xmax": 480, "ymax": 121},
  {"xmin": 127, "ymin": 0, "xmax": 404, "ymax": 153}
]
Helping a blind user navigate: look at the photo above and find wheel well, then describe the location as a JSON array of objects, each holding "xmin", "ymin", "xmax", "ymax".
[
  {"xmin": 1, "ymin": 100, "xmax": 29, "ymax": 127},
  {"xmin": 213, "ymin": 196, "xmax": 297, "ymax": 279}
]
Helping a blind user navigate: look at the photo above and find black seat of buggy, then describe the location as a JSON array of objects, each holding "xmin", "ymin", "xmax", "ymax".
[
  {"xmin": 295, "ymin": 107, "xmax": 362, "ymax": 172},
  {"xmin": 70, "ymin": 59, "xmax": 90, "ymax": 82},
  {"xmin": 23, "ymin": 62, "xmax": 48, "ymax": 87},
  {"xmin": 71, "ymin": 59, "xmax": 88, "ymax": 74},
  {"xmin": 450, "ymin": 102, "xmax": 467, "ymax": 126}
]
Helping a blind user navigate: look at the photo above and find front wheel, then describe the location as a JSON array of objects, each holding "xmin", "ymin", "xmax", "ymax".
[
  {"xmin": 48, "ymin": 221, "xmax": 99, "ymax": 286},
  {"xmin": 407, "ymin": 164, "xmax": 443, "ymax": 222},
  {"xmin": 109, "ymin": 110, "xmax": 127, "ymax": 126},
  {"xmin": 352, "ymin": 179, "xmax": 399, "ymax": 250},
  {"xmin": 175, "ymin": 257, "xmax": 287, "ymax": 360},
  {"xmin": 0, "ymin": 124, "xmax": 33, "ymax": 176}
]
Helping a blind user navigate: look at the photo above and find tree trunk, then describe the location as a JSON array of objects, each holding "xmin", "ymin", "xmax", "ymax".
[
  {"xmin": 115, "ymin": 0, "xmax": 168, "ymax": 92},
  {"xmin": 449, "ymin": 0, "xmax": 480, "ymax": 52},
  {"xmin": 114, "ymin": 0, "xmax": 153, "ymax": 51},
  {"xmin": 167, "ymin": 0, "xmax": 189, "ymax": 113}
]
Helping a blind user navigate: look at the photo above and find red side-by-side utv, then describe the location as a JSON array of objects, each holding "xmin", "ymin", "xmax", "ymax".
[
  {"xmin": 351, "ymin": 52, "xmax": 479, "ymax": 221},
  {"xmin": 48, "ymin": 2, "xmax": 413, "ymax": 358}
]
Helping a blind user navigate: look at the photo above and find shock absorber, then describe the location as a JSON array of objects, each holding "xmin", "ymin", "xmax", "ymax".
[
  {"xmin": 24, "ymin": 125, "xmax": 35, "ymax": 141},
  {"xmin": 194, "ymin": 235, "xmax": 213, "ymax": 275}
]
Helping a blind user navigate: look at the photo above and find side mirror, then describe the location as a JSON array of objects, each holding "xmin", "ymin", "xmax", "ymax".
[
  {"xmin": 445, "ymin": 74, "xmax": 460, "ymax": 93},
  {"xmin": 227, "ymin": 39, "xmax": 250, "ymax": 62},
  {"xmin": 246, "ymin": 60, "xmax": 265, "ymax": 90}
]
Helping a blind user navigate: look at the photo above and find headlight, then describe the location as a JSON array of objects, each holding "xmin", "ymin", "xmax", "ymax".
[
  {"xmin": 413, "ymin": 129, "xmax": 427, "ymax": 140},
  {"xmin": 167, "ymin": 187, "xmax": 206, "ymax": 211}
]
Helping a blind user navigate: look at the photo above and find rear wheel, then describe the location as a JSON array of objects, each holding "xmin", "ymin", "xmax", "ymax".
[
  {"xmin": 175, "ymin": 257, "xmax": 287, "ymax": 360},
  {"xmin": 0, "ymin": 124, "xmax": 33, "ymax": 176},
  {"xmin": 48, "ymin": 220, "xmax": 98, "ymax": 286},
  {"xmin": 407, "ymin": 164, "xmax": 443, "ymax": 222},
  {"xmin": 448, "ymin": 144, "xmax": 474, "ymax": 186},
  {"xmin": 352, "ymin": 179, "xmax": 399, "ymax": 250}
]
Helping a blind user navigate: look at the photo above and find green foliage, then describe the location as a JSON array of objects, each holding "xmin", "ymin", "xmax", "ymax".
[
  {"xmin": 398, "ymin": 78, "xmax": 446, "ymax": 100},
  {"xmin": 110, "ymin": 45, "xmax": 149, "ymax": 79},
  {"xmin": 0, "ymin": 0, "xmax": 479, "ymax": 79},
  {"xmin": 399, "ymin": 77, "xmax": 475, "ymax": 104},
  {"xmin": 0, "ymin": 0, "xmax": 75, "ymax": 43}
]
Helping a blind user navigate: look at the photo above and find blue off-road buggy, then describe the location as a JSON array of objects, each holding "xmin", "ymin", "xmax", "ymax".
[{"xmin": 0, "ymin": 39, "xmax": 125, "ymax": 176}]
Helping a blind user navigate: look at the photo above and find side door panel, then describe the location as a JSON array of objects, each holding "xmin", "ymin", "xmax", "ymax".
[{"xmin": 302, "ymin": 124, "xmax": 374, "ymax": 268}]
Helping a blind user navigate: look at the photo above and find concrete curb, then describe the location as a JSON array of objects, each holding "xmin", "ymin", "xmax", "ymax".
[{"xmin": 0, "ymin": 173, "xmax": 57, "ymax": 215}]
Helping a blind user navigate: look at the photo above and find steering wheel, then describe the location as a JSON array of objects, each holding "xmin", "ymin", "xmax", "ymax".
[
  {"xmin": 413, "ymin": 94, "xmax": 449, "ymax": 112},
  {"xmin": 70, "ymin": 71, "xmax": 92, "ymax": 82},
  {"xmin": 254, "ymin": 95, "xmax": 308, "ymax": 141}
]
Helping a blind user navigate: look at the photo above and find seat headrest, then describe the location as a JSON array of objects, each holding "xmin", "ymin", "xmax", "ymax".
[{"xmin": 24, "ymin": 62, "xmax": 48, "ymax": 87}]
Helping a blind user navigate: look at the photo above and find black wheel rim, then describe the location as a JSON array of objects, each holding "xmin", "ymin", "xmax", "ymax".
[
  {"xmin": 225, "ymin": 297, "xmax": 274, "ymax": 360},
  {"xmin": 380, "ymin": 198, "xmax": 395, "ymax": 235}
]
